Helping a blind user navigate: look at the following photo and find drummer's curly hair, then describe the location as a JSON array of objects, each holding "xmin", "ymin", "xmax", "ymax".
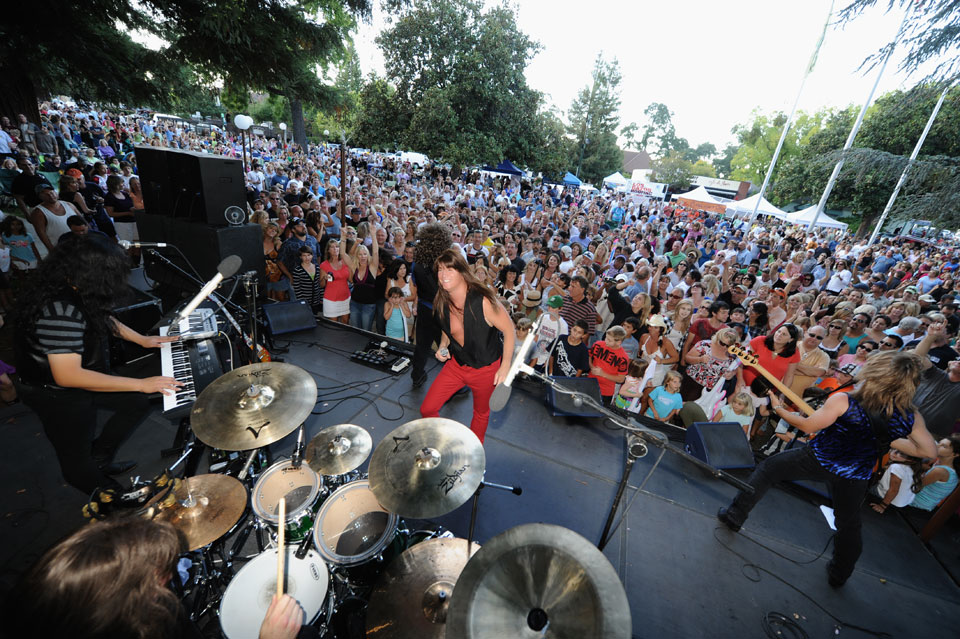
[
  {"xmin": 8, "ymin": 518, "xmax": 183, "ymax": 638},
  {"xmin": 15, "ymin": 235, "xmax": 131, "ymax": 339},
  {"xmin": 414, "ymin": 222, "xmax": 452, "ymax": 271}
]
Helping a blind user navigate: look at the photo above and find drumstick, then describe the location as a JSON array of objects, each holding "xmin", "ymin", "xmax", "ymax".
[{"xmin": 276, "ymin": 497, "xmax": 286, "ymax": 596}]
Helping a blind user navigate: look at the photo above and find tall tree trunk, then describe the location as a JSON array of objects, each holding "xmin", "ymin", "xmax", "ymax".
[
  {"xmin": 289, "ymin": 95, "xmax": 307, "ymax": 151},
  {"xmin": 857, "ymin": 212, "xmax": 879, "ymax": 239},
  {"xmin": 0, "ymin": 65, "xmax": 41, "ymax": 124}
]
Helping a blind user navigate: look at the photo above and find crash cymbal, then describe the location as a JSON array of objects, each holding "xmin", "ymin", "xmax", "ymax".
[
  {"xmin": 446, "ymin": 523, "xmax": 631, "ymax": 639},
  {"xmin": 305, "ymin": 424, "xmax": 373, "ymax": 475},
  {"xmin": 368, "ymin": 418, "xmax": 485, "ymax": 519},
  {"xmin": 190, "ymin": 362, "xmax": 317, "ymax": 451},
  {"xmin": 153, "ymin": 474, "xmax": 247, "ymax": 551},
  {"xmin": 366, "ymin": 538, "xmax": 480, "ymax": 639}
]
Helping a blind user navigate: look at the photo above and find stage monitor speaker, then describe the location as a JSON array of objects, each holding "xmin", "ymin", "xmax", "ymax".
[
  {"xmin": 546, "ymin": 376, "xmax": 603, "ymax": 417},
  {"xmin": 134, "ymin": 147, "xmax": 245, "ymax": 225},
  {"xmin": 685, "ymin": 422, "xmax": 756, "ymax": 470},
  {"xmin": 137, "ymin": 214, "xmax": 265, "ymax": 292},
  {"xmin": 263, "ymin": 301, "xmax": 318, "ymax": 336}
]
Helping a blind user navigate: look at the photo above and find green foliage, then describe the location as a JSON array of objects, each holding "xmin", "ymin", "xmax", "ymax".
[
  {"xmin": 640, "ymin": 102, "xmax": 685, "ymax": 158},
  {"xmin": 567, "ymin": 54, "xmax": 624, "ymax": 184},
  {"xmin": 353, "ymin": 76, "xmax": 407, "ymax": 149},
  {"xmin": 729, "ymin": 108, "xmax": 835, "ymax": 186},
  {"xmin": 648, "ymin": 150, "xmax": 693, "ymax": 189},
  {"xmin": 712, "ymin": 144, "xmax": 739, "ymax": 179},
  {"xmin": 691, "ymin": 159, "xmax": 716, "ymax": 178},
  {"xmin": 374, "ymin": 0, "xmax": 547, "ymax": 167}
]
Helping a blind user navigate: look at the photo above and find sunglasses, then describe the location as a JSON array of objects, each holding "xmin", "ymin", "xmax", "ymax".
[
  {"xmin": 859, "ymin": 345, "xmax": 875, "ymax": 351},
  {"xmin": 807, "ymin": 333, "xmax": 824, "ymax": 341},
  {"xmin": 670, "ymin": 293, "xmax": 683, "ymax": 299},
  {"xmin": 881, "ymin": 341, "xmax": 897, "ymax": 347}
]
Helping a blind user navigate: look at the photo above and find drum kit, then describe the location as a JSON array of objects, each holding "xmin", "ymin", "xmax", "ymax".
[{"xmin": 134, "ymin": 361, "xmax": 630, "ymax": 638}]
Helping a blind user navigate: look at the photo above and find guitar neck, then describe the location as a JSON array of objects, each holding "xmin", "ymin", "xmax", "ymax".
[{"xmin": 729, "ymin": 346, "xmax": 815, "ymax": 416}]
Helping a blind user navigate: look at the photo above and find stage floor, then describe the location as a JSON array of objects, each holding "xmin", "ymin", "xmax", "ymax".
[{"xmin": 2, "ymin": 320, "xmax": 959, "ymax": 638}]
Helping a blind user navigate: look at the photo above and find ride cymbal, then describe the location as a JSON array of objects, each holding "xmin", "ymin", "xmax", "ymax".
[
  {"xmin": 368, "ymin": 418, "xmax": 485, "ymax": 519},
  {"xmin": 366, "ymin": 537, "xmax": 480, "ymax": 639},
  {"xmin": 446, "ymin": 523, "xmax": 631, "ymax": 639},
  {"xmin": 305, "ymin": 424, "xmax": 373, "ymax": 475},
  {"xmin": 191, "ymin": 363, "xmax": 317, "ymax": 451},
  {"xmin": 154, "ymin": 474, "xmax": 247, "ymax": 551}
]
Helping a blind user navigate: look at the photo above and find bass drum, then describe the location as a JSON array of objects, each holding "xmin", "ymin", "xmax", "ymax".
[{"xmin": 219, "ymin": 548, "xmax": 329, "ymax": 639}]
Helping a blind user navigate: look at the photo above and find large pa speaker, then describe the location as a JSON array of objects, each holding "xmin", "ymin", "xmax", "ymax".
[
  {"xmin": 546, "ymin": 376, "xmax": 603, "ymax": 417},
  {"xmin": 137, "ymin": 214, "xmax": 265, "ymax": 291},
  {"xmin": 263, "ymin": 301, "xmax": 317, "ymax": 336},
  {"xmin": 134, "ymin": 146, "xmax": 245, "ymax": 225},
  {"xmin": 685, "ymin": 422, "xmax": 756, "ymax": 470}
]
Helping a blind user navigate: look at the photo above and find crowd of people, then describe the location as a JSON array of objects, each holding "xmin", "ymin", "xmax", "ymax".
[{"xmin": 3, "ymin": 99, "xmax": 960, "ymax": 602}]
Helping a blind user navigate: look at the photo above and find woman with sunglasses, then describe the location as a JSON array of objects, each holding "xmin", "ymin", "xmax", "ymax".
[
  {"xmin": 839, "ymin": 339, "xmax": 877, "ymax": 368},
  {"xmin": 820, "ymin": 318, "xmax": 850, "ymax": 359}
]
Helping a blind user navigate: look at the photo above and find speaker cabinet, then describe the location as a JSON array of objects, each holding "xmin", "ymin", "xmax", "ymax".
[
  {"xmin": 685, "ymin": 422, "xmax": 756, "ymax": 470},
  {"xmin": 134, "ymin": 146, "xmax": 245, "ymax": 225},
  {"xmin": 263, "ymin": 301, "xmax": 318, "ymax": 336},
  {"xmin": 546, "ymin": 376, "xmax": 604, "ymax": 417}
]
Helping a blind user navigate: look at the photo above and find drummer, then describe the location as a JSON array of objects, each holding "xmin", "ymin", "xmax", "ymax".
[
  {"xmin": 6, "ymin": 517, "xmax": 304, "ymax": 639},
  {"xmin": 420, "ymin": 249, "xmax": 516, "ymax": 443}
]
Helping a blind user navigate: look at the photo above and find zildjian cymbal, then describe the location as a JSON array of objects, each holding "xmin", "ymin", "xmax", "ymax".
[
  {"xmin": 446, "ymin": 523, "xmax": 632, "ymax": 639},
  {"xmin": 153, "ymin": 474, "xmax": 247, "ymax": 551},
  {"xmin": 368, "ymin": 418, "xmax": 485, "ymax": 519},
  {"xmin": 366, "ymin": 537, "xmax": 480, "ymax": 639},
  {"xmin": 190, "ymin": 362, "xmax": 317, "ymax": 451},
  {"xmin": 305, "ymin": 424, "xmax": 373, "ymax": 476}
]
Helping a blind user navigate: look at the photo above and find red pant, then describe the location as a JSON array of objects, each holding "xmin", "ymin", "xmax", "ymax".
[{"xmin": 420, "ymin": 357, "xmax": 500, "ymax": 442}]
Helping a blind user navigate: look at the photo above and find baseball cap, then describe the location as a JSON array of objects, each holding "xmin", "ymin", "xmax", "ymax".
[
  {"xmin": 771, "ymin": 289, "xmax": 787, "ymax": 299},
  {"xmin": 65, "ymin": 168, "xmax": 83, "ymax": 178},
  {"xmin": 583, "ymin": 251, "xmax": 594, "ymax": 260},
  {"xmin": 547, "ymin": 295, "xmax": 564, "ymax": 309},
  {"xmin": 904, "ymin": 285, "xmax": 918, "ymax": 294},
  {"xmin": 919, "ymin": 294, "xmax": 936, "ymax": 303},
  {"xmin": 35, "ymin": 183, "xmax": 55, "ymax": 195},
  {"xmin": 615, "ymin": 273, "xmax": 629, "ymax": 283},
  {"xmin": 289, "ymin": 217, "xmax": 305, "ymax": 226}
]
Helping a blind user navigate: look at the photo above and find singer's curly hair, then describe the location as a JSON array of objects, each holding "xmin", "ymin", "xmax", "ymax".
[{"xmin": 414, "ymin": 222, "xmax": 452, "ymax": 270}]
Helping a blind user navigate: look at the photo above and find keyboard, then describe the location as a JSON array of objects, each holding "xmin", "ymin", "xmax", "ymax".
[
  {"xmin": 165, "ymin": 307, "xmax": 218, "ymax": 341},
  {"xmin": 159, "ymin": 326, "xmax": 224, "ymax": 418}
]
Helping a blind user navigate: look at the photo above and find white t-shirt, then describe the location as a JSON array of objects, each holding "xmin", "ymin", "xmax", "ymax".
[
  {"xmin": 532, "ymin": 314, "xmax": 569, "ymax": 366},
  {"xmin": 873, "ymin": 463, "xmax": 917, "ymax": 508},
  {"xmin": 826, "ymin": 269, "xmax": 852, "ymax": 292}
]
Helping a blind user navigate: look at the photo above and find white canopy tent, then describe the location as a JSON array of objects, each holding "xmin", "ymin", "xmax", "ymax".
[
  {"xmin": 602, "ymin": 172, "xmax": 628, "ymax": 187},
  {"xmin": 672, "ymin": 185, "xmax": 722, "ymax": 205},
  {"xmin": 724, "ymin": 194, "xmax": 790, "ymax": 220},
  {"xmin": 785, "ymin": 205, "xmax": 849, "ymax": 230}
]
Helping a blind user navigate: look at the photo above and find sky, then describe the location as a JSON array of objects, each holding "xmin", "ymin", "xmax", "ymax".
[{"xmin": 351, "ymin": 0, "xmax": 943, "ymax": 150}]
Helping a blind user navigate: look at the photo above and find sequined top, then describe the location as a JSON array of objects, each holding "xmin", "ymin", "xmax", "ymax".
[{"xmin": 809, "ymin": 395, "xmax": 914, "ymax": 480}]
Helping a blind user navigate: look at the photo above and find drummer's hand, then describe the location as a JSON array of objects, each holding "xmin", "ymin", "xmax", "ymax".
[
  {"xmin": 138, "ymin": 334, "xmax": 180, "ymax": 349},
  {"xmin": 258, "ymin": 594, "xmax": 303, "ymax": 639},
  {"xmin": 139, "ymin": 376, "xmax": 183, "ymax": 396}
]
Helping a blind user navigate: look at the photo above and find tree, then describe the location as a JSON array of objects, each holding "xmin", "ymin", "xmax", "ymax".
[
  {"xmin": 353, "ymin": 76, "xmax": 408, "ymax": 149},
  {"xmin": 376, "ymin": 0, "xmax": 546, "ymax": 168},
  {"xmin": 729, "ymin": 108, "xmax": 833, "ymax": 187},
  {"xmin": 640, "ymin": 102, "xmax": 688, "ymax": 158},
  {"xmin": 567, "ymin": 54, "xmax": 624, "ymax": 184},
  {"xmin": 691, "ymin": 159, "xmax": 717, "ymax": 178},
  {"xmin": 713, "ymin": 143, "xmax": 739, "ymax": 179},
  {"xmin": 648, "ymin": 150, "xmax": 693, "ymax": 189}
]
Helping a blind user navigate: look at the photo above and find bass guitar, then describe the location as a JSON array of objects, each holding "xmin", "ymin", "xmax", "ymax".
[{"xmin": 727, "ymin": 343, "xmax": 815, "ymax": 416}]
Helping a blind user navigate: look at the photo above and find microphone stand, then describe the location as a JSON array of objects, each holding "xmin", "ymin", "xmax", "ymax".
[
  {"xmin": 146, "ymin": 249, "xmax": 248, "ymax": 319},
  {"xmin": 514, "ymin": 367, "xmax": 754, "ymax": 550}
]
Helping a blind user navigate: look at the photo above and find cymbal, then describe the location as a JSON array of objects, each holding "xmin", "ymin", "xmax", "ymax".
[
  {"xmin": 446, "ymin": 523, "xmax": 632, "ymax": 639},
  {"xmin": 190, "ymin": 362, "xmax": 317, "ymax": 451},
  {"xmin": 366, "ymin": 538, "xmax": 480, "ymax": 639},
  {"xmin": 153, "ymin": 474, "xmax": 247, "ymax": 551},
  {"xmin": 368, "ymin": 418, "xmax": 485, "ymax": 519},
  {"xmin": 305, "ymin": 424, "xmax": 373, "ymax": 475}
]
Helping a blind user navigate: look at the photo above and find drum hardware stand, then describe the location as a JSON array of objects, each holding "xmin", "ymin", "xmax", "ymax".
[
  {"xmin": 517, "ymin": 368, "xmax": 755, "ymax": 550},
  {"xmin": 241, "ymin": 271, "xmax": 281, "ymax": 358},
  {"xmin": 162, "ymin": 424, "xmax": 207, "ymax": 478},
  {"xmin": 467, "ymin": 479, "xmax": 523, "ymax": 554}
]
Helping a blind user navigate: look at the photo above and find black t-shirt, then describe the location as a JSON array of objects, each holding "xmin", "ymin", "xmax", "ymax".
[
  {"xmin": 550, "ymin": 335, "xmax": 589, "ymax": 377},
  {"xmin": 11, "ymin": 172, "xmax": 51, "ymax": 207},
  {"xmin": 103, "ymin": 191, "xmax": 135, "ymax": 221}
]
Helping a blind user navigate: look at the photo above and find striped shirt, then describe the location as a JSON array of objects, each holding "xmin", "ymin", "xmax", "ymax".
[
  {"xmin": 20, "ymin": 300, "xmax": 88, "ymax": 386},
  {"xmin": 560, "ymin": 294, "xmax": 598, "ymax": 336}
]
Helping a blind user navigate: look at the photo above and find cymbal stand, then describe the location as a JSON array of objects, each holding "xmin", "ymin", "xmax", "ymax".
[
  {"xmin": 186, "ymin": 541, "xmax": 233, "ymax": 622},
  {"xmin": 516, "ymin": 368, "xmax": 755, "ymax": 550},
  {"xmin": 467, "ymin": 478, "xmax": 523, "ymax": 554}
]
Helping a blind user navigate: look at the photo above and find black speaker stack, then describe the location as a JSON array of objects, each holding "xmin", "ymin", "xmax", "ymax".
[{"xmin": 133, "ymin": 146, "xmax": 264, "ymax": 299}]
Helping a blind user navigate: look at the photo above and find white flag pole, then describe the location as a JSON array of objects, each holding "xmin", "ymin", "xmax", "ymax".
[{"xmin": 808, "ymin": 4, "xmax": 914, "ymax": 231}]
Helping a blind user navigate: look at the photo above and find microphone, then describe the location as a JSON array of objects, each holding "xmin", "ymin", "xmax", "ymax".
[
  {"xmin": 176, "ymin": 255, "xmax": 243, "ymax": 323},
  {"xmin": 118, "ymin": 240, "xmax": 169, "ymax": 249},
  {"xmin": 490, "ymin": 314, "xmax": 542, "ymax": 412},
  {"xmin": 291, "ymin": 426, "xmax": 305, "ymax": 470}
]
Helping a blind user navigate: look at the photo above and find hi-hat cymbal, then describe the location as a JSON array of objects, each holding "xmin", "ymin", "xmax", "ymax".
[
  {"xmin": 153, "ymin": 474, "xmax": 247, "ymax": 551},
  {"xmin": 191, "ymin": 363, "xmax": 317, "ymax": 451},
  {"xmin": 446, "ymin": 523, "xmax": 632, "ymax": 639},
  {"xmin": 368, "ymin": 418, "xmax": 485, "ymax": 519},
  {"xmin": 366, "ymin": 537, "xmax": 480, "ymax": 639},
  {"xmin": 305, "ymin": 424, "xmax": 373, "ymax": 475}
]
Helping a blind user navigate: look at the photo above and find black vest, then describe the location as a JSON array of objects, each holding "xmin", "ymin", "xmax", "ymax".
[{"xmin": 439, "ymin": 289, "xmax": 502, "ymax": 368}]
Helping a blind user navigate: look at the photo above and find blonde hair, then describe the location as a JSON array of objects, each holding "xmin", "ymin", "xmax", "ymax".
[
  {"xmin": 663, "ymin": 370, "xmax": 682, "ymax": 387},
  {"xmin": 730, "ymin": 391, "xmax": 755, "ymax": 416},
  {"xmin": 701, "ymin": 274, "xmax": 720, "ymax": 297},
  {"xmin": 712, "ymin": 327, "xmax": 738, "ymax": 346},
  {"xmin": 605, "ymin": 325, "xmax": 627, "ymax": 341},
  {"xmin": 850, "ymin": 350, "xmax": 922, "ymax": 417}
]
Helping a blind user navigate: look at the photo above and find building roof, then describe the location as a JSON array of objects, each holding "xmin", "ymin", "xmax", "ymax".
[{"xmin": 622, "ymin": 149, "xmax": 651, "ymax": 173}]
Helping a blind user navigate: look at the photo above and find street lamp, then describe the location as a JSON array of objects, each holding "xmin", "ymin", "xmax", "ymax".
[
  {"xmin": 279, "ymin": 122, "xmax": 287, "ymax": 149},
  {"xmin": 234, "ymin": 114, "xmax": 253, "ymax": 173}
]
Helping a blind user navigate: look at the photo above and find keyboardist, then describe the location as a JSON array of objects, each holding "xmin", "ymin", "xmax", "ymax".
[{"xmin": 14, "ymin": 236, "xmax": 183, "ymax": 495}]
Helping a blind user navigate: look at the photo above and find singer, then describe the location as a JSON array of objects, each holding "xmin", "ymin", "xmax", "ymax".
[{"xmin": 420, "ymin": 249, "xmax": 515, "ymax": 443}]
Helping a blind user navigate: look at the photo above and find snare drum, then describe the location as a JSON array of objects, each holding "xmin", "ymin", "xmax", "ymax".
[
  {"xmin": 311, "ymin": 479, "xmax": 402, "ymax": 583},
  {"xmin": 219, "ymin": 547, "xmax": 328, "ymax": 639},
  {"xmin": 252, "ymin": 460, "xmax": 324, "ymax": 541}
]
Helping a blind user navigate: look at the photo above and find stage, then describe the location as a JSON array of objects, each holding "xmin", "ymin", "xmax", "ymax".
[{"xmin": 2, "ymin": 319, "xmax": 959, "ymax": 637}]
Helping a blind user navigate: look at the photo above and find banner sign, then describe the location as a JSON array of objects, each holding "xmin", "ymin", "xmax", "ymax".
[{"xmin": 628, "ymin": 180, "xmax": 667, "ymax": 198}]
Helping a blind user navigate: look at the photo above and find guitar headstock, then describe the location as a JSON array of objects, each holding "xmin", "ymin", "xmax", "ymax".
[{"xmin": 727, "ymin": 342, "xmax": 758, "ymax": 366}]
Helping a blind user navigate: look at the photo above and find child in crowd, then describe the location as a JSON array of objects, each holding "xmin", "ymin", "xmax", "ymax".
[
  {"xmin": 614, "ymin": 357, "xmax": 653, "ymax": 413},
  {"xmin": 620, "ymin": 317, "xmax": 641, "ymax": 359},
  {"xmin": 514, "ymin": 316, "xmax": 533, "ymax": 361},
  {"xmin": 549, "ymin": 319, "xmax": 590, "ymax": 377},
  {"xmin": 718, "ymin": 391, "xmax": 755, "ymax": 437},
  {"xmin": 383, "ymin": 286, "xmax": 412, "ymax": 341},
  {"xmin": 869, "ymin": 448, "xmax": 925, "ymax": 513},
  {"xmin": 589, "ymin": 325, "xmax": 630, "ymax": 404},
  {"xmin": 530, "ymin": 295, "xmax": 568, "ymax": 372},
  {"xmin": 644, "ymin": 370, "xmax": 683, "ymax": 421}
]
